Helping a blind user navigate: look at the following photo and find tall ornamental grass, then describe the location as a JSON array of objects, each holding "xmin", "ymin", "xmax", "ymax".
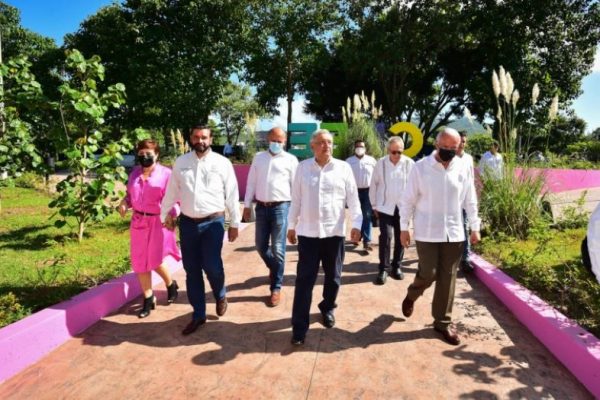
[{"xmin": 479, "ymin": 171, "xmax": 547, "ymax": 239}]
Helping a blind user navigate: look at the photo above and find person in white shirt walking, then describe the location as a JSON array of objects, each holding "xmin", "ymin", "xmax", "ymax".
[
  {"xmin": 346, "ymin": 139, "xmax": 377, "ymax": 251},
  {"xmin": 399, "ymin": 127, "xmax": 481, "ymax": 345},
  {"xmin": 479, "ymin": 140, "xmax": 503, "ymax": 179},
  {"xmin": 243, "ymin": 127, "xmax": 298, "ymax": 307},
  {"xmin": 457, "ymin": 131, "xmax": 475, "ymax": 273},
  {"xmin": 161, "ymin": 125, "xmax": 241, "ymax": 336},
  {"xmin": 287, "ymin": 129, "xmax": 362, "ymax": 345},
  {"xmin": 369, "ymin": 137, "xmax": 414, "ymax": 284}
]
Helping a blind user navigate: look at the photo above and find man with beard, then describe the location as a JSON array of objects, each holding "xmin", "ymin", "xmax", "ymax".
[{"xmin": 161, "ymin": 125, "xmax": 241, "ymax": 335}]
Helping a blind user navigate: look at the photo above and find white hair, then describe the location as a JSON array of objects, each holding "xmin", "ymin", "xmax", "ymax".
[
  {"xmin": 311, "ymin": 129, "xmax": 332, "ymax": 143},
  {"xmin": 387, "ymin": 136, "xmax": 405, "ymax": 148},
  {"xmin": 435, "ymin": 127, "xmax": 460, "ymax": 144}
]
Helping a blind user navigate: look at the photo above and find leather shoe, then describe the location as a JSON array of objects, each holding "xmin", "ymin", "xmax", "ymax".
[
  {"xmin": 435, "ymin": 326, "xmax": 461, "ymax": 345},
  {"xmin": 181, "ymin": 318, "xmax": 206, "ymax": 335},
  {"xmin": 390, "ymin": 267, "xmax": 404, "ymax": 280},
  {"xmin": 375, "ymin": 270, "xmax": 387, "ymax": 285},
  {"xmin": 363, "ymin": 243, "xmax": 374, "ymax": 252},
  {"xmin": 321, "ymin": 310, "xmax": 335, "ymax": 328},
  {"xmin": 216, "ymin": 297, "xmax": 228, "ymax": 316},
  {"xmin": 291, "ymin": 335, "xmax": 305, "ymax": 345},
  {"xmin": 402, "ymin": 295, "xmax": 414, "ymax": 318},
  {"xmin": 269, "ymin": 290, "xmax": 281, "ymax": 307}
]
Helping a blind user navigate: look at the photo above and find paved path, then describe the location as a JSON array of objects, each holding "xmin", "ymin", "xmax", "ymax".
[{"xmin": 0, "ymin": 224, "xmax": 592, "ymax": 399}]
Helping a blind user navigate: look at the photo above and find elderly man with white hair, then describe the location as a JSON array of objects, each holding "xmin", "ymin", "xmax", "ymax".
[
  {"xmin": 399, "ymin": 127, "xmax": 481, "ymax": 345},
  {"xmin": 287, "ymin": 129, "xmax": 362, "ymax": 345}
]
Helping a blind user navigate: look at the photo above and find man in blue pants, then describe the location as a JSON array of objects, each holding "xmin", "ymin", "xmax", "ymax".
[
  {"xmin": 287, "ymin": 129, "xmax": 362, "ymax": 345},
  {"xmin": 161, "ymin": 125, "xmax": 241, "ymax": 335}
]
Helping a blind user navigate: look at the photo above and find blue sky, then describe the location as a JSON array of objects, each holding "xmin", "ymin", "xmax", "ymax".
[{"xmin": 7, "ymin": 0, "xmax": 600, "ymax": 133}]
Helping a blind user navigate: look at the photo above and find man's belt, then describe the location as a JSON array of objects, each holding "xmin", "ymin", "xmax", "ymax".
[
  {"xmin": 181, "ymin": 212, "xmax": 225, "ymax": 223},
  {"xmin": 256, "ymin": 200, "xmax": 289, "ymax": 207},
  {"xmin": 134, "ymin": 210, "xmax": 159, "ymax": 216}
]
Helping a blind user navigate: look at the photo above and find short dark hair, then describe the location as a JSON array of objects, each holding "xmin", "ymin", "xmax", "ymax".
[
  {"xmin": 458, "ymin": 130, "xmax": 468, "ymax": 138},
  {"xmin": 354, "ymin": 139, "xmax": 365, "ymax": 146},
  {"xmin": 137, "ymin": 139, "xmax": 160, "ymax": 155},
  {"xmin": 189, "ymin": 124, "xmax": 211, "ymax": 137},
  {"xmin": 492, "ymin": 140, "xmax": 499, "ymax": 147}
]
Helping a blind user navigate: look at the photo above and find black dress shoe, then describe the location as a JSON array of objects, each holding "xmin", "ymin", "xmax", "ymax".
[
  {"xmin": 375, "ymin": 270, "xmax": 387, "ymax": 285},
  {"xmin": 167, "ymin": 280, "xmax": 179, "ymax": 303},
  {"xmin": 291, "ymin": 335, "xmax": 305, "ymax": 345},
  {"xmin": 322, "ymin": 310, "xmax": 335, "ymax": 328},
  {"xmin": 434, "ymin": 326, "xmax": 461, "ymax": 345},
  {"xmin": 402, "ymin": 295, "xmax": 414, "ymax": 318},
  {"xmin": 390, "ymin": 267, "xmax": 404, "ymax": 280},
  {"xmin": 182, "ymin": 318, "xmax": 206, "ymax": 335}
]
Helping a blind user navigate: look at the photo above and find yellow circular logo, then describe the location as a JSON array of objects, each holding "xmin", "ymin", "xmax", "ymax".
[{"xmin": 388, "ymin": 122, "xmax": 424, "ymax": 158}]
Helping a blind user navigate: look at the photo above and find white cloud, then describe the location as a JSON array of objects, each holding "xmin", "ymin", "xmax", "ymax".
[{"xmin": 260, "ymin": 96, "xmax": 319, "ymax": 130}]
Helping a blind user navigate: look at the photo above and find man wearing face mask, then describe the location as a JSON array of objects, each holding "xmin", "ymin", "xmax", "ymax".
[
  {"xmin": 161, "ymin": 125, "xmax": 241, "ymax": 335},
  {"xmin": 369, "ymin": 137, "xmax": 414, "ymax": 284},
  {"xmin": 243, "ymin": 127, "xmax": 298, "ymax": 307},
  {"xmin": 399, "ymin": 127, "xmax": 481, "ymax": 345},
  {"xmin": 346, "ymin": 140, "xmax": 377, "ymax": 252}
]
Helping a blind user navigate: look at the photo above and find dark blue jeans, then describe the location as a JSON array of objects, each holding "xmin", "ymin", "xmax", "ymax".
[
  {"xmin": 255, "ymin": 202, "xmax": 289, "ymax": 291},
  {"xmin": 378, "ymin": 207, "xmax": 403, "ymax": 271},
  {"xmin": 179, "ymin": 215, "xmax": 226, "ymax": 321},
  {"xmin": 292, "ymin": 236, "xmax": 345, "ymax": 338},
  {"xmin": 358, "ymin": 188, "xmax": 373, "ymax": 244},
  {"xmin": 462, "ymin": 209, "xmax": 471, "ymax": 262}
]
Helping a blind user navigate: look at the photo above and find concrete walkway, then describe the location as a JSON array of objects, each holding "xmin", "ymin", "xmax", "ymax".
[{"xmin": 0, "ymin": 224, "xmax": 592, "ymax": 399}]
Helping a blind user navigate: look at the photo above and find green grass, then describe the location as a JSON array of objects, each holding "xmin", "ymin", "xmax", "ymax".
[
  {"xmin": 0, "ymin": 187, "xmax": 131, "ymax": 328},
  {"xmin": 476, "ymin": 227, "xmax": 600, "ymax": 337}
]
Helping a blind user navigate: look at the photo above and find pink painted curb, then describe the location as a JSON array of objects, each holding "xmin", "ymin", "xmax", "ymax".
[
  {"xmin": 0, "ymin": 224, "xmax": 248, "ymax": 384},
  {"xmin": 471, "ymin": 253, "xmax": 600, "ymax": 396}
]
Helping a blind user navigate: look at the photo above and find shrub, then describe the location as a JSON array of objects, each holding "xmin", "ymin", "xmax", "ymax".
[
  {"xmin": 0, "ymin": 292, "xmax": 29, "ymax": 327},
  {"xmin": 338, "ymin": 118, "xmax": 384, "ymax": 160},
  {"xmin": 14, "ymin": 172, "xmax": 44, "ymax": 189},
  {"xmin": 479, "ymin": 168, "xmax": 547, "ymax": 239},
  {"xmin": 467, "ymin": 133, "xmax": 494, "ymax": 159}
]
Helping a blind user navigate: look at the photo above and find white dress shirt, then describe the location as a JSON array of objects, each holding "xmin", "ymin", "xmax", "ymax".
[
  {"xmin": 244, "ymin": 150, "xmax": 298, "ymax": 207},
  {"xmin": 400, "ymin": 151, "xmax": 480, "ymax": 242},
  {"xmin": 587, "ymin": 203, "xmax": 600, "ymax": 284},
  {"xmin": 369, "ymin": 155, "xmax": 415, "ymax": 216},
  {"xmin": 161, "ymin": 149, "xmax": 241, "ymax": 228},
  {"xmin": 479, "ymin": 151, "xmax": 503, "ymax": 178},
  {"xmin": 459, "ymin": 152, "xmax": 475, "ymax": 175},
  {"xmin": 346, "ymin": 154, "xmax": 377, "ymax": 189},
  {"xmin": 288, "ymin": 157, "xmax": 362, "ymax": 238}
]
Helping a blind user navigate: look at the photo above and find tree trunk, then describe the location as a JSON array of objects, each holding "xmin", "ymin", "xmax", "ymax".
[
  {"xmin": 286, "ymin": 61, "xmax": 293, "ymax": 125},
  {"xmin": 78, "ymin": 221, "xmax": 85, "ymax": 243}
]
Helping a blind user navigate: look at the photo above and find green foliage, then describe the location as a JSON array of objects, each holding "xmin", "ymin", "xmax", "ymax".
[
  {"xmin": 466, "ymin": 133, "xmax": 494, "ymax": 158},
  {"xmin": 339, "ymin": 119, "xmax": 384, "ymax": 161},
  {"xmin": 477, "ymin": 227, "xmax": 600, "ymax": 337},
  {"xmin": 0, "ymin": 187, "xmax": 131, "ymax": 328},
  {"xmin": 479, "ymin": 169, "xmax": 547, "ymax": 239},
  {"xmin": 213, "ymin": 81, "xmax": 268, "ymax": 145},
  {"xmin": 48, "ymin": 50, "xmax": 142, "ymax": 242},
  {"xmin": 244, "ymin": 0, "xmax": 341, "ymax": 124},
  {"xmin": 554, "ymin": 192, "xmax": 590, "ymax": 230},
  {"xmin": 66, "ymin": 0, "xmax": 251, "ymax": 130},
  {"xmin": 566, "ymin": 140, "xmax": 600, "ymax": 163},
  {"xmin": 13, "ymin": 172, "xmax": 44, "ymax": 189},
  {"xmin": 0, "ymin": 57, "xmax": 44, "ymax": 177}
]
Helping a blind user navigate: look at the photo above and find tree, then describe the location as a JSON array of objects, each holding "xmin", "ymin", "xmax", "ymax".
[
  {"xmin": 243, "ymin": 0, "xmax": 341, "ymax": 125},
  {"xmin": 48, "ymin": 50, "xmax": 143, "ymax": 242},
  {"xmin": 546, "ymin": 114, "xmax": 587, "ymax": 154},
  {"xmin": 213, "ymin": 81, "xmax": 268, "ymax": 146},
  {"xmin": 304, "ymin": 0, "xmax": 600, "ymax": 143},
  {"xmin": 65, "ymin": 0, "xmax": 252, "ymax": 134}
]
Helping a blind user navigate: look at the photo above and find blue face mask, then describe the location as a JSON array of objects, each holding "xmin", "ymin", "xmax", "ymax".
[{"xmin": 269, "ymin": 141, "xmax": 283, "ymax": 154}]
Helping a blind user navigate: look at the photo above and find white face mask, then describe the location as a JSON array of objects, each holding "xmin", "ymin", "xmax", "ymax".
[
  {"xmin": 269, "ymin": 141, "xmax": 283, "ymax": 154},
  {"xmin": 355, "ymin": 147, "xmax": 366, "ymax": 156}
]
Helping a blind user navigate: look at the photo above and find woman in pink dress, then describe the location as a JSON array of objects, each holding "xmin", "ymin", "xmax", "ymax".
[{"xmin": 118, "ymin": 139, "xmax": 181, "ymax": 318}]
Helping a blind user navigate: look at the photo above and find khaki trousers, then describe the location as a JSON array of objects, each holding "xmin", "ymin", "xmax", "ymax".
[{"xmin": 407, "ymin": 241, "xmax": 464, "ymax": 331}]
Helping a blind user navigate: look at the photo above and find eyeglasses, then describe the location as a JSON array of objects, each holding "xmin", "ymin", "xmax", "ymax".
[{"xmin": 389, "ymin": 151, "xmax": 403, "ymax": 155}]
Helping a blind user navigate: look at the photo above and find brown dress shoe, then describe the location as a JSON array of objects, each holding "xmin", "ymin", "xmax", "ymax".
[
  {"xmin": 216, "ymin": 297, "xmax": 228, "ymax": 316},
  {"xmin": 182, "ymin": 318, "xmax": 206, "ymax": 335},
  {"xmin": 269, "ymin": 291, "xmax": 281, "ymax": 307},
  {"xmin": 402, "ymin": 296, "xmax": 414, "ymax": 318},
  {"xmin": 434, "ymin": 326, "xmax": 461, "ymax": 345}
]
